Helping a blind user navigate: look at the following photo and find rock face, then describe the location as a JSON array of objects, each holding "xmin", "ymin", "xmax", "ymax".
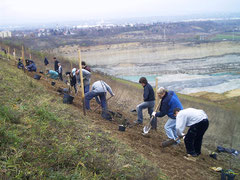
[
  {"xmin": 51, "ymin": 41, "xmax": 240, "ymax": 66},
  {"xmin": 50, "ymin": 41, "xmax": 240, "ymax": 95}
]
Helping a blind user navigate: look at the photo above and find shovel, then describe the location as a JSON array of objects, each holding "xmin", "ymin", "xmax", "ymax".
[
  {"xmin": 93, "ymin": 96, "xmax": 113, "ymax": 112},
  {"xmin": 142, "ymin": 100, "xmax": 161, "ymax": 135},
  {"xmin": 161, "ymin": 136, "xmax": 184, "ymax": 148}
]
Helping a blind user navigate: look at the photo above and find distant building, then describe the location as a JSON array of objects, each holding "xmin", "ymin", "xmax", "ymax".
[{"xmin": 0, "ymin": 31, "xmax": 12, "ymax": 38}]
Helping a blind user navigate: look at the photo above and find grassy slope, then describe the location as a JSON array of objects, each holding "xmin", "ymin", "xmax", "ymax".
[{"xmin": 0, "ymin": 57, "xmax": 165, "ymax": 179}]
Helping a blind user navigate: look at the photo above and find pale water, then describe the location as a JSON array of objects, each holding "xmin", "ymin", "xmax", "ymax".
[{"xmin": 93, "ymin": 55, "xmax": 240, "ymax": 94}]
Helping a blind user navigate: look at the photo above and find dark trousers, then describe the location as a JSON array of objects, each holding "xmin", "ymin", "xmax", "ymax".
[
  {"xmin": 184, "ymin": 119, "xmax": 209, "ymax": 155},
  {"xmin": 59, "ymin": 73, "xmax": 63, "ymax": 81}
]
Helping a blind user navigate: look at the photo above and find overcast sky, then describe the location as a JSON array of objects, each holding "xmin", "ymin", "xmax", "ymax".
[{"xmin": 1, "ymin": 0, "xmax": 240, "ymax": 25}]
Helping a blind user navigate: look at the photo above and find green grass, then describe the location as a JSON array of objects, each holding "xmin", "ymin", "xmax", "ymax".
[
  {"xmin": 211, "ymin": 34, "xmax": 240, "ymax": 41},
  {"xmin": 0, "ymin": 54, "xmax": 165, "ymax": 179}
]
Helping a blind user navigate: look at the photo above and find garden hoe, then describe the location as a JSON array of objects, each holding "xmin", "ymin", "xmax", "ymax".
[{"xmin": 142, "ymin": 100, "xmax": 161, "ymax": 136}]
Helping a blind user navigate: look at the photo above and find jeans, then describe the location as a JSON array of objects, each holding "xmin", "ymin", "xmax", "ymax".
[
  {"xmin": 184, "ymin": 119, "xmax": 209, "ymax": 155},
  {"xmin": 85, "ymin": 91, "xmax": 107, "ymax": 110},
  {"xmin": 136, "ymin": 100, "xmax": 155, "ymax": 123},
  {"xmin": 164, "ymin": 118, "xmax": 179, "ymax": 141},
  {"xmin": 84, "ymin": 84, "xmax": 90, "ymax": 94}
]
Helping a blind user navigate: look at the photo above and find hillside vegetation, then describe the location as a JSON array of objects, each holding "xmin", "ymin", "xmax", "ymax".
[
  {"xmin": 0, "ymin": 45, "xmax": 240, "ymax": 179},
  {"xmin": 0, "ymin": 55, "xmax": 165, "ymax": 179}
]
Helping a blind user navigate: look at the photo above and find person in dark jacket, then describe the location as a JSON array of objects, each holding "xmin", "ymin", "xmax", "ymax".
[
  {"xmin": 17, "ymin": 58, "xmax": 24, "ymax": 69},
  {"xmin": 53, "ymin": 57, "xmax": 59, "ymax": 72},
  {"xmin": 26, "ymin": 61, "xmax": 37, "ymax": 72},
  {"xmin": 152, "ymin": 87, "xmax": 183, "ymax": 143},
  {"xmin": 44, "ymin": 57, "xmax": 49, "ymax": 66},
  {"xmin": 134, "ymin": 77, "xmax": 155, "ymax": 125},
  {"xmin": 70, "ymin": 72, "xmax": 77, "ymax": 94},
  {"xmin": 82, "ymin": 61, "xmax": 91, "ymax": 72}
]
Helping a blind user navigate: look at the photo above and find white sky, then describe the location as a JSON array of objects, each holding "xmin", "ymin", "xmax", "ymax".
[{"xmin": 1, "ymin": 0, "xmax": 240, "ymax": 24}]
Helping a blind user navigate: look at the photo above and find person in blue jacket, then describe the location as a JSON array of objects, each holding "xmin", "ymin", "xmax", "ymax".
[
  {"xmin": 134, "ymin": 77, "xmax": 155, "ymax": 125},
  {"xmin": 46, "ymin": 69, "xmax": 59, "ymax": 80},
  {"xmin": 152, "ymin": 87, "xmax": 183, "ymax": 143},
  {"xmin": 26, "ymin": 61, "xmax": 37, "ymax": 72}
]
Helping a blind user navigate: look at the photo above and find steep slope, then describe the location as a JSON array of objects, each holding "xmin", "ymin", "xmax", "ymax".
[{"xmin": 0, "ymin": 50, "xmax": 239, "ymax": 180}]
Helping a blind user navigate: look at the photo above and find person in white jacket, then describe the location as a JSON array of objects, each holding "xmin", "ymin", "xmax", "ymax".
[{"xmin": 174, "ymin": 108, "xmax": 209, "ymax": 157}]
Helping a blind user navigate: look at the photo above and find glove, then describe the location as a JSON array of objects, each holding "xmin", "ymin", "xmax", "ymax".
[
  {"xmin": 112, "ymin": 93, "xmax": 115, "ymax": 96},
  {"xmin": 152, "ymin": 111, "xmax": 156, "ymax": 117},
  {"xmin": 179, "ymin": 134, "xmax": 185, "ymax": 139}
]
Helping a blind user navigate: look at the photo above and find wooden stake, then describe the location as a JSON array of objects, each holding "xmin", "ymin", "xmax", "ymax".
[
  {"xmin": 78, "ymin": 49, "xmax": 86, "ymax": 116},
  {"xmin": 13, "ymin": 48, "xmax": 16, "ymax": 65},
  {"xmin": 7, "ymin": 47, "xmax": 10, "ymax": 58},
  {"xmin": 155, "ymin": 77, "xmax": 159, "ymax": 108},
  {"xmin": 22, "ymin": 46, "xmax": 25, "ymax": 72},
  {"xmin": 29, "ymin": 53, "xmax": 32, "ymax": 60}
]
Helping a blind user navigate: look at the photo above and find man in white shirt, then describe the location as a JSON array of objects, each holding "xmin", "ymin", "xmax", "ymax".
[{"xmin": 174, "ymin": 108, "xmax": 209, "ymax": 157}]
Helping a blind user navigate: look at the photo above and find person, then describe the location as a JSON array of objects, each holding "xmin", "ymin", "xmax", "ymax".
[
  {"xmin": 44, "ymin": 57, "xmax": 49, "ymax": 66},
  {"xmin": 174, "ymin": 108, "xmax": 209, "ymax": 157},
  {"xmin": 26, "ymin": 61, "xmax": 37, "ymax": 72},
  {"xmin": 53, "ymin": 57, "xmax": 59, "ymax": 72},
  {"xmin": 17, "ymin": 58, "xmax": 24, "ymax": 69},
  {"xmin": 46, "ymin": 69, "xmax": 59, "ymax": 80},
  {"xmin": 58, "ymin": 63, "xmax": 63, "ymax": 81},
  {"xmin": 82, "ymin": 61, "xmax": 91, "ymax": 72},
  {"xmin": 134, "ymin": 77, "xmax": 155, "ymax": 125},
  {"xmin": 70, "ymin": 72, "xmax": 77, "ymax": 94},
  {"xmin": 75, "ymin": 68, "xmax": 91, "ymax": 93},
  {"xmin": 152, "ymin": 87, "xmax": 183, "ymax": 143},
  {"xmin": 85, "ymin": 80, "xmax": 114, "ymax": 111},
  {"xmin": 25, "ymin": 59, "xmax": 34, "ymax": 66}
]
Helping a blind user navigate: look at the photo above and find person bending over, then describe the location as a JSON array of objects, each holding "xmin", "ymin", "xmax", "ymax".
[
  {"xmin": 174, "ymin": 108, "xmax": 209, "ymax": 157},
  {"xmin": 152, "ymin": 87, "xmax": 183, "ymax": 143}
]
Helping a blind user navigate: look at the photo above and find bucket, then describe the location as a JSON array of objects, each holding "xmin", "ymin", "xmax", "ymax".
[
  {"xmin": 34, "ymin": 74, "xmax": 41, "ymax": 80},
  {"xmin": 51, "ymin": 82, "xmax": 56, "ymax": 86},
  {"xmin": 63, "ymin": 93, "xmax": 74, "ymax": 104},
  {"xmin": 118, "ymin": 125, "xmax": 126, "ymax": 132},
  {"xmin": 221, "ymin": 169, "xmax": 236, "ymax": 180}
]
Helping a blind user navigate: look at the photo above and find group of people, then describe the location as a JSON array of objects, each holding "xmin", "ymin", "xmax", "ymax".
[
  {"xmin": 17, "ymin": 55, "xmax": 208, "ymax": 158},
  {"xmin": 17, "ymin": 58, "xmax": 37, "ymax": 72},
  {"xmin": 44, "ymin": 57, "xmax": 63, "ymax": 81},
  {"xmin": 136, "ymin": 77, "xmax": 209, "ymax": 158},
  {"xmin": 45, "ymin": 57, "xmax": 115, "ymax": 119}
]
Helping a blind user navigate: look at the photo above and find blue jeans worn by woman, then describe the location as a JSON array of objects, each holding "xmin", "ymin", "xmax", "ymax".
[
  {"xmin": 164, "ymin": 118, "xmax": 179, "ymax": 142},
  {"xmin": 136, "ymin": 100, "xmax": 155, "ymax": 123}
]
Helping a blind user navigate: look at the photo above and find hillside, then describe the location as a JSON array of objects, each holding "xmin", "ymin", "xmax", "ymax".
[{"xmin": 0, "ymin": 50, "xmax": 239, "ymax": 179}]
